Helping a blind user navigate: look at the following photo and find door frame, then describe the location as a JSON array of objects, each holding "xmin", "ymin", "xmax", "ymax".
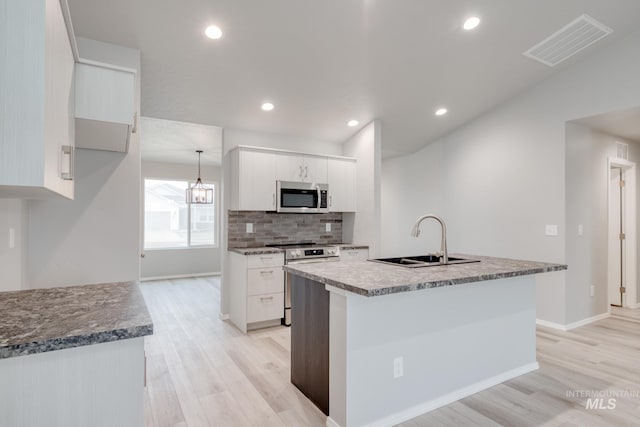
[{"xmin": 607, "ymin": 157, "xmax": 637, "ymax": 310}]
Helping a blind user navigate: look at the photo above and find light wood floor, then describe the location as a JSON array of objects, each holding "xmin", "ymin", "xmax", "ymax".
[{"xmin": 141, "ymin": 277, "xmax": 640, "ymax": 427}]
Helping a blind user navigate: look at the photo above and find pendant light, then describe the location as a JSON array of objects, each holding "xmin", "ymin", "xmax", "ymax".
[{"xmin": 186, "ymin": 150, "xmax": 213, "ymax": 204}]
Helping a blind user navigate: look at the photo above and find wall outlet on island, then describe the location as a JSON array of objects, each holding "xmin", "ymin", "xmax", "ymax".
[
  {"xmin": 246, "ymin": 223, "xmax": 253, "ymax": 233},
  {"xmin": 545, "ymin": 224, "xmax": 558, "ymax": 236},
  {"xmin": 393, "ymin": 356, "xmax": 403, "ymax": 378},
  {"xmin": 326, "ymin": 223, "xmax": 331, "ymax": 232}
]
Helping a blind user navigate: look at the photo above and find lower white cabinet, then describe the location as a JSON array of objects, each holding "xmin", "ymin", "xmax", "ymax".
[
  {"xmin": 339, "ymin": 248, "xmax": 369, "ymax": 262},
  {"xmin": 229, "ymin": 251, "xmax": 284, "ymax": 332}
]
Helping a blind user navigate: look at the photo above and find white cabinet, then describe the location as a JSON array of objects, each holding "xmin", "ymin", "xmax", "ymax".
[
  {"xmin": 339, "ymin": 248, "xmax": 369, "ymax": 262},
  {"xmin": 75, "ymin": 63, "xmax": 136, "ymax": 153},
  {"xmin": 276, "ymin": 153, "xmax": 328, "ymax": 183},
  {"xmin": 229, "ymin": 252, "xmax": 285, "ymax": 332},
  {"xmin": 328, "ymin": 158, "xmax": 356, "ymax": 212},
  {"xmin": 227, "ymin": 148, "xmax": 277, "ymax": 211},
  {"xmin": 0, "ymin": 0, "xmax": 75, "ymax": 199}
]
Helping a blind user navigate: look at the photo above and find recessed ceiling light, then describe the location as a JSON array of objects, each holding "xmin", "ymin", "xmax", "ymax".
[
  {"xmin": 435, "ymin": 108, "xmax": 448, "ymax": 116},
  {"xmin": 463, "ymin": 16, "xmax": 480, "ymax": 31},
  {"xmin": 347, "ymin": 120, "xmax": 359, "ymax": 127},
  {"xmin": 261, "ymin": 102, "xmax": 274, "ymax": 111},
  {"xmin": 204, "ymin": 25, "xmax": 223, "ymax": 40}
]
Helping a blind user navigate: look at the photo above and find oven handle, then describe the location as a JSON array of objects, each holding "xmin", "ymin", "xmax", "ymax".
[{"xmin": 287, "ymin": 257, "xmax": 340, "ymax": 265}]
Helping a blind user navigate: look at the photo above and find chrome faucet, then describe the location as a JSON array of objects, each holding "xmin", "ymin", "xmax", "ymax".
[{"xmin": 410, "ymin": 214, "xmax": 448, "ymax": 264}]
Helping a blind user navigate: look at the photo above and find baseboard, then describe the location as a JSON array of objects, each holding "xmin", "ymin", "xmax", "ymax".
[
  {"xmin": 536, "ymin": 312, "xmax": 610, "ymax": 331},
  {"xmin": 352, "ymin": 362, "xmax": 538, "ymax": 427},
  {"xmin": 536, "ymin": 318, "xmax": 568, "ymax": 331},
  {"xmin": 140, "ymin": 272, "xmax": 220, "ymax": 282},
  {"xmin": 325, "ymin": 417, "xmax": 340, "ymax": 427},
  {"xmin": 627, "ymin": 302, "xmax": 640, "ymax": 309}
]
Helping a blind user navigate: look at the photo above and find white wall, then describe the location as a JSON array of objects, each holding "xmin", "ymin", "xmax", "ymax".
[
  {"xmin": 0, "ymin": 200, "xmax": 28, "ymax": 291},
  {"xmin": 27, "ymin": 40, "xmax": 141, "ymax": 288},
  {"xmin": 141, "ymin": 161, "xmax": 221, "ymax": 279},
  {"xmin": 565, "ymin": 123, "xmax": 640, "ymax": 321},
  {"xmin": 342, "ymin": 120, "xmax": 382, "ymax": 257},
  {"xmin": 382, "ymin": 29, "xmax": 640, "ymax": 326}
]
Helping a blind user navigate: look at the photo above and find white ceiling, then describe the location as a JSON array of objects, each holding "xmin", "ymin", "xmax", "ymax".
[
  {"xmin": 67, "ymin": 0, "xmax": 640, "ymax": 158},
  {"xmin": 140, "ymin": 117, "xmax": 222, "ymax": 166},
  {"xmin": 572, "ymin": 107, "xmax": 640, "ymax": 142}
]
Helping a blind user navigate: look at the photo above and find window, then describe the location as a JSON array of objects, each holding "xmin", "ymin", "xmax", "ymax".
[{"xmin": 144, "ymin": 179, "xmax": 216, "ymax": 249}]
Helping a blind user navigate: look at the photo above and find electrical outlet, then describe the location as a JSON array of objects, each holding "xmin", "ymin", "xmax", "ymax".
[
  {"xmin": 578, "ymin": 224, "xmax": 583, "ymax": 236},
  {"xmin": 326, "ymin": 223, "xmax": 331, "ymax": 232},
  {"xmin": 590, "ymin": 285, "xmax": 595, "ymax": 297},
  {"xmin": 393, "ymin": 357, "xmax": 403, "ymax": 378},
  {"xmin": 246, "ymin": 223, "xmax": 253, "ymax": 233},
  {"xmin": 545, "ymin": 224, "xmax": 558, "ymax": 236},
  {"xmin": 8, "ymin": 228, "xmax": 15, "ymax": 249}
]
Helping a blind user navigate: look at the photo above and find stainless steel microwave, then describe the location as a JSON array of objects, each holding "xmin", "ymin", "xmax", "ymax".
[{"xmin": 276, "ymin": 181, "xmax": 329, "ymax": 213}]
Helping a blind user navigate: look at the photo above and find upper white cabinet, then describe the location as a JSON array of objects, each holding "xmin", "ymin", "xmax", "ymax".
[
  {"xmin": 228, "ymin": 148, "xmax": 277, "ymax": 211},
  {"xmin": 75, "ymin": 63, "xmax": 136, "ymax": 153},
  {"xmin": 328, "ymin": 158, "xmax": 356, "ymax": 212},
  {"xmin": 226, "ymin": 146, "xmax": 356, "ymax": 212},
  {"xmin": 276, "ymin": 153, "xmax": 328, "ymax": 183},
  {"xmin": 0, "ymin": 0, "xmax": 75, "ymax": 199}
]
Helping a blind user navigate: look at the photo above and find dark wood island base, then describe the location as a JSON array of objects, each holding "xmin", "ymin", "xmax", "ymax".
[{"xmin": 290, "ymin": 274, "xmax": 330, "ymax": 415}]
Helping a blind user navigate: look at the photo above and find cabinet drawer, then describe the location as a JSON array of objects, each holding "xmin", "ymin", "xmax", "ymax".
[
  {"xmin": 247, "ymin": 268, "xmax": 284, "ymax": 296},
  {"xmin": 247, "ymin": 293, "xmax": 284, "ymax": 323},
  {"xmin": 247, "ymin": 253, "xmax": 284, "ymax": 268},
  {"xmin": 340, "ymin": 249, "xmax": 369, "ymax": 262}
]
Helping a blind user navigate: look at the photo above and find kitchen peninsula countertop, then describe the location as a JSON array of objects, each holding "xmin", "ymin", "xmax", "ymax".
[
  {"xmin": 0, "ymin": 282, "xmax": 153, "ymax": 359},
  {"xmin": 284, "ymin": 254, "xmax": 566, "ymax": 297}
]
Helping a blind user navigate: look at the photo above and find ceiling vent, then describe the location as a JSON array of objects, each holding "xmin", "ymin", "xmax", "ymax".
[
  {"xmin": 617, "ymin": 142, "xmax": 629, "ymax": 160},
  {"xmin": 523, "ymin": 14, "xmax": 613, "ymax": 67}
]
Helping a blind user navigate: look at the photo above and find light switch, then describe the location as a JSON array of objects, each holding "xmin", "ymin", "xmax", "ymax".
[
  {"xmin": 9, "ymin": 228, "xmax": 15, "ymax": 249},
  {"xmin": 578, "ymin": 224, "xmax": 583, "ymax": 236},
  {"xmin": 246, "ymin": 223, "xmax": 253, "ymax": 233},
  {"xmin": 326, "ymin": 223, "xmax": 331, "ymax": 232},
  {"xmin": 545, "ymin": 225, "xmax": 558, "ymax": 236}
]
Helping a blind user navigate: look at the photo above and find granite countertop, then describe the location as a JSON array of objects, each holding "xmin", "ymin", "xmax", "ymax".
[
  {"xmin": 283, "ymin": 254, "xmax": 566, "ymax": 297},
  {"xmin": 0, "ymin": 282, "xmax": 153, "ymax": 359},
  {"xmin": 228, "ymin": 247, "xmax": 285, "ymax": 255}
]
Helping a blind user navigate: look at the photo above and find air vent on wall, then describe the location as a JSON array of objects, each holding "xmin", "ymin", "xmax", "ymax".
[
  {"xmin": 617, "ymin": 142, "xmax": 629, "ymax": 160},
  {"xmin": 523, "ymin": 14, "xmax": 613, "ymax": 67}
]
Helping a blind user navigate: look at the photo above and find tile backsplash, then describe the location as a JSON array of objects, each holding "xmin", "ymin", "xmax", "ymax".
[{"xmin": 227, "ymin": 211, "xmax": 343, "ymax": 248}]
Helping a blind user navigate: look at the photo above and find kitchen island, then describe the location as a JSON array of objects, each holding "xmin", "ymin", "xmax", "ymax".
[
  {"xmin": 284, "ymin": 255, "xmax": 566, "ymax": 427},
  {"xmin": 0, "ymin": 282, "xmax": 153, "ymax": 427}
]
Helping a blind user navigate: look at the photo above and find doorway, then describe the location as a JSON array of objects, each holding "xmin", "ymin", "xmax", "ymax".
[{"xmin": 607, "ymin": 158, "xmax": 637, "ymax": 308}]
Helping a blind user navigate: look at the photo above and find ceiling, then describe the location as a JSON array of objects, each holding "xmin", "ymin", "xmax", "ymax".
[
  {"xmin": 572, "ymin": 107, "xmax": 640, "ymax": 142},
  {"xmin": 140, "ymin": 117, "xmax": 223, "ymax": 166},
  {"xmin": 67, "ymin": 0, "xmax": 640, "ymax": 158}
]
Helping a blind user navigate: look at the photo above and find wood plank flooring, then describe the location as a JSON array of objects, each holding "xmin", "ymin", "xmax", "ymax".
[{"xmin": 141, "ymin": 277, "xmax": 640, "ymax": 427}]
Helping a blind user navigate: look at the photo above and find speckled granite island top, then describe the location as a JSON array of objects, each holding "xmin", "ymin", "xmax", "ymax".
[
  {"xmin": 283, "ymin": 254, "xmax": 566, "ymax": 297},
  {"xmin": 0, "ymin": 282, "xmax": 153, "ymax": 359}
]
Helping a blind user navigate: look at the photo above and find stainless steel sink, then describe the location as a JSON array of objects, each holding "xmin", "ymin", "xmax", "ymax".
[{"xmin": 370, "ymin": 254, "xmax": 480, "ymax": 268}]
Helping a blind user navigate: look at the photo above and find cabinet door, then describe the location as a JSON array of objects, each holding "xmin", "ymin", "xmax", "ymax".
[
  {"xmin": 328, "ymin": 158, "xmax": 356, "ymax": 212},
  {"xmin": 43, "ymin": 0, "xmax": 75, "ymax": 199},
  {"xmin": 276, "ymin": 153, "xmax": 305, "ymax": 182},
  {"xmin": 239, "ymin": 150, "xmax": 277, "ymax": 210},
  {"xmin": 303, "ymin": 156, "xmax": 328, "ymax": 183}
]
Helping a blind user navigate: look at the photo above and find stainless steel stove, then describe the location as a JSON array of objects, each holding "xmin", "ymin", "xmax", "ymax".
[{"xmin": 266, "ymin": 243, "xmax": 340, "ymax": 325}]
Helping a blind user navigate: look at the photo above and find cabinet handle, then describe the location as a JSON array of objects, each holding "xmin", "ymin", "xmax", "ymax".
[
  {"xmin": 305, "ymin": 166, "xmax": 308, "ymax": 178},
  {"xmin": 132, "ymin": 112, "xmax": 138, "ymax": 134},
  {"xmin": 273, "ymin": 193, "xmax": 276, "ymax": 207},
  {"xmin": 60, "ymin": 145, "xmax": 74, "ymax": 181},
  {"xmin": 260, "ymin": 270, "xmax": 274, "ymax": 275},
  {"xmin": 260, "ymin": 257, "xmax": 273, "ymax": 261},
  {"xmin": 329, "ymin": 195, "xmax": 332, "ymax": 207},
  {"xmin": 260, "ymin": 296, "xmax": 274, "ymax": 302},
  {"xmin": 299, "ymin": 165, "xmax": 303, "ymax": 179}
]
